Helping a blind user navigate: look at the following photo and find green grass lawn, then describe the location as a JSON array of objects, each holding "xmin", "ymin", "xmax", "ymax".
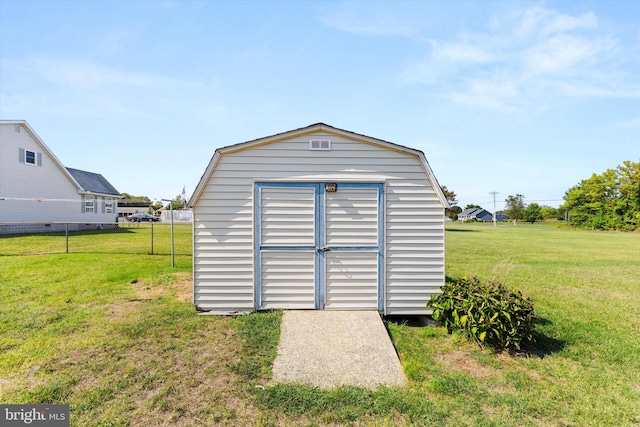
[{"xmin": 1, "ymin": 223, "xmax": 639, "ymax": 426}]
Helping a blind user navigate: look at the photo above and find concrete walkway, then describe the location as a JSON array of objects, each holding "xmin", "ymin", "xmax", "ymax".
[{"xmin": 271, "ymin": 311, "xmax": 406, "ymax": 389}]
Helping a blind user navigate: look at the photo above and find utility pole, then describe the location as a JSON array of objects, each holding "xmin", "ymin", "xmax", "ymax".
[
  {"xmin": 489, "ymin": 191, "xmax": 499, "ymax": 228},
  {"xmin": 162, "ymin": 198, "xmax": 177, "ymax": 267}
]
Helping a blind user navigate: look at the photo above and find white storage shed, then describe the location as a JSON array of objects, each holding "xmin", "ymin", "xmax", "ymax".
[{"xmin": 189, "ymin": 123, "xmax": 449, "ymax": 315}]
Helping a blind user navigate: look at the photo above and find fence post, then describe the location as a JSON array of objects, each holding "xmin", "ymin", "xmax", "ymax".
[
  {"xmin": 65, "ymin": 223, "xmax": 69, "ymax": 253},
  {"xmin": 161, "ymin": 198, "xmax": 177, "ymax": 268},
  {"xmin": 151, "ymin": 221, "xmax": 154, "ymax": 255},
  {"xmin": 170, "ymin": 203, "xmax": 175, "ymax": 268}
]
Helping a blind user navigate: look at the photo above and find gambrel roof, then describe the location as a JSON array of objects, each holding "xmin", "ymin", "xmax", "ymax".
[{"xmin": 189, "ymin": 123, "xmax": 449, "ymax": 208}]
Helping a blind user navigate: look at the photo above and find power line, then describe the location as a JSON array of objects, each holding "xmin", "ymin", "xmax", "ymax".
[{"xmin": 462, "ymin": 198, "xmax": 564, "ymax": 206}]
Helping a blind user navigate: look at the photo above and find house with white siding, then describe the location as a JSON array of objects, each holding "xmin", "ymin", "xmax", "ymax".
[
  {"xmin": 0, "ymin": 120, "xmax": 121, "ymax": 233},
  {"xmin": 189, "ymin": 123, "xmax": 449, "ymax": 315}
]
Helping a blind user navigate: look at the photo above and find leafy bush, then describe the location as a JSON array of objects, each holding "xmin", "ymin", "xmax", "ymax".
[{"xmin": 427, "ymin": 277, "xmax": 535, "ymax": 351}]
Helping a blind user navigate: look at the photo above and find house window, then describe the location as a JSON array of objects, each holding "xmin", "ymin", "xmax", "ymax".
[
  {"xmin": 19, "ymin": 148, "xmax": 42, "ymax": 166},
  {"xmin": 25, "ymin": 150, "xmax": 36, "ymax": 164},
  {"xmin": 84, "ymin": 196, "xmax": 95, "ymax": 213},
  {"xmin": 104, "ymin": 198, "xmax": 114, "ymax": 214}
]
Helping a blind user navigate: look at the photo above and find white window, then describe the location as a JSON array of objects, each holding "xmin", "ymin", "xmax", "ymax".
[
  {"xmin": 84, "ymin": 196, "xmax": 95, "ymax": 213},
  {"xmin": 19, "ymin": 148, "xmax": 42, "ymax": 166},
  {"xmin": 104, "ymin": 198, "xmax": 114, "ymax": 214}
]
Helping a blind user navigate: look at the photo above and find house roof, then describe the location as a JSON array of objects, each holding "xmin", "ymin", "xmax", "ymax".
[
  {"xmin": 459, "ymin": 208, "xmax": 493, "ymax": 219},
  {"xmin": 189, "ymin": 123, "xmax": 449, "ymax": 208},
  {"xmin": 459, "ymin": 208, "xmax": 481, "ymax": 216},
  {"xmin": 66, "ymin": 168, "xmax": 121, "ymax": 197}
]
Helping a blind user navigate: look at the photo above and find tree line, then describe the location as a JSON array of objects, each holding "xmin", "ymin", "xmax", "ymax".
[
  {"xmin": 443, "ymin": 160, "xmax": 639, "ymax": 231},
  {"xmin": 442, "ymin": 189, "xmax": 562, "ymax": 223},
  {"xmin": 561, "ymin": 160, "xmax": 639, "ymax": 231}
]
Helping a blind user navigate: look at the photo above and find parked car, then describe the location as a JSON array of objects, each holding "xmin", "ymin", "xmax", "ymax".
[{"xmin": 127, "ymin": 213, "xmax": 160, "ymax": 222}]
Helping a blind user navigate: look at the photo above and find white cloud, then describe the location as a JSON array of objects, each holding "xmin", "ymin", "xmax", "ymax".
[
  {"xmin": 319, "ymin": 7, "xmax": 426, "ymax": 40},
  {"xmin": 25, "ymin": 57, "xmax": 176, "ymax": 89},
  {"xmin": 523, "ymin": 34, "xmax": 615, "ymax": 75},
  {"xmin": 435, "ymin": 42, "xmax": 495, "ymax": 63},
  {"xmin": 518, "ymin": 7, "xmax": 598, "ymax": 37},
  {"xmin": 399, "ymin": 5, "xmax": 638, "ymax": 113},
  {"xmin": 0, "ymin": 56, "xmax": 200, "ymax": 120}
]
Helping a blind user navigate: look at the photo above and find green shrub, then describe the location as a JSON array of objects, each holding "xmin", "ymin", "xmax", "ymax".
[{"xmin": 427, "ymin": 277, "xmax": 536, "ymax": 351}]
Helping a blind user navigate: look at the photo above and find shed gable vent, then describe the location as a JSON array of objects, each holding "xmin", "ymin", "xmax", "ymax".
[
  {"xmin": 310, "ymin": 139, "xmax": 331, "ymax": 151},
  {"xmin": 14, "ymin": 124, "xmax": 21, "ymax": 133}
]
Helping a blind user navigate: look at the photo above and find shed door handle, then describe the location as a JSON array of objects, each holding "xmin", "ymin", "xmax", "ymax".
[{"xmin": 317, "ymin": 247, "xmax": 330, "ymax": 252}]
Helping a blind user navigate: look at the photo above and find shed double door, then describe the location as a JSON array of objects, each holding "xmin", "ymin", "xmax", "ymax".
[{"xmin": 256, "ymin": 182, "xmax": 383, "ymax": 311}]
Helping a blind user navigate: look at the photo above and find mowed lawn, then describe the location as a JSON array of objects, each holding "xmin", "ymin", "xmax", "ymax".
[{"xmin": 1, "ymin": 223, "xmax": 639, "ymax": 426}]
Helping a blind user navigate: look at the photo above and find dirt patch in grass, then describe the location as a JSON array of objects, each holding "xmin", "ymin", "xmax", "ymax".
[
  {"xmin": 106, "ymin": 273, "xmax": 192, "ymax": 322},
  {"xmin": 69, "ymin": 273, "xmax": 275, "ymax": 425},
  {"xmin": 131, "ymin": 271, "xmax": 192, "ymax": 302},
  {"xmin": 435, "ymin": 350, "xmax": 498, "ymax": 379},
  {"xmin": 69, "ymin": 302, "xmax": 266, "ymax": 425}
]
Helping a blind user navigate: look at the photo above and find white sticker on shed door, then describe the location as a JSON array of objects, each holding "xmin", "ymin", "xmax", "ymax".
[
  {"xmin": 259, "ymin": 186, "xmax": 316, "ymax": 309},
  {"xmin": 324, "ymin": 187, "xmax": 380, "ymax": 310}
]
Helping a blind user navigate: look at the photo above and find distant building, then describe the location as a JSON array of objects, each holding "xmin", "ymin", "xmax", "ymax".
[
  {"xmin": 458, "ymin": 208, "xmax": 494, "ymax": 222},
  {"xmin": 0, "ymin": 120, "xmax": 121, "ymax": 233}
]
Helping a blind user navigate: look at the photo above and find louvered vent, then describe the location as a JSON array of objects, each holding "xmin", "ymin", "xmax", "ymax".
[{"xmin": 309, "ymin": 139, "xmax": 331, "ymax": 150}]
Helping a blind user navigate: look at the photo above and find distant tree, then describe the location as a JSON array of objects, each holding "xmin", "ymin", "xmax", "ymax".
[
  {"xmin": 617, "ymin": 160, "xmax": 640, "ymax": 227},
  {"xmin": 524, "ymin": 203, "xmax": 542, "ymax": 223},
  {"xmin": 441, "ymin": 186, "xmax": 458, "ymax": 205},
  {"xmin": 561, "ymin": 160, "xmax": 639, "ymax": 231},
  {"xmin": 447, "ymin": 205, "xmax": 462, "ymax": 221},
  {"xmin": 165, "ymin": 194, "xmax": 187, "ymax": 210},
  {"xmin": 148, "ymin": 201, "xmax": 163, "ymax": 214},
  {"xmin": 120, "ymin": 193, "xmax": 151, "ymax": 203},
  {"xmin": 465, "ymin": 204, "xmax": 482, "ymax": 210},
  {"xmin": 555, "ymin": 205, "xmax": 568, "ymax": 221},
  {"xmin": 539, "ymin": 205, "xmax": 557, "ymax": 220},
  {"xmin": 441, "ymin": 186, "xmax": 461, "ymax": 221},
  {"xmin": 505, "ymin": 194, "xmax": 525, "ymax": 221}
]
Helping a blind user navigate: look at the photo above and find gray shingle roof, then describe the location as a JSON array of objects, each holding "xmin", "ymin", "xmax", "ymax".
[
  {"xmin": 66, "ymin": 168, "xmax": 121, "ymax": 197},
  {"xmin": 459, "ymin": 208, "xmax": 494, "ymax": 221},
  {"xmin": 459, "ymin": 208, "xmax": 481, "ymax": 216}
]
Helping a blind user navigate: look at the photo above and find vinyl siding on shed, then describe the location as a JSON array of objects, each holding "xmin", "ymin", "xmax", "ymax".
[{"xmin": 193, "ymin": 130, "xmax": 445, "ymax": 314}]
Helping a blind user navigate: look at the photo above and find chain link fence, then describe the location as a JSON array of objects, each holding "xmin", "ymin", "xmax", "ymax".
[{"xmin": 0, "ymin": 222, "xmax": 192, "ymax": 256}]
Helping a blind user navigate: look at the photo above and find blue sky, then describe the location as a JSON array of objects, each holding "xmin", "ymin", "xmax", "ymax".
[{"xmin": 1, "ymin": 0, "xmax": 638, "ymax": 209}]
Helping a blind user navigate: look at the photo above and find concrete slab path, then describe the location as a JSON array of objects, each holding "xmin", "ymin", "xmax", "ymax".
[{"xmin": 271, "ymin": 311, "xmax": 407, "ymax": 389}]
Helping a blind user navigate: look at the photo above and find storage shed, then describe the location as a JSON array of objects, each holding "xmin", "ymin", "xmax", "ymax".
[{"xmin": 189, "ymin": 123, "xmax": 449, "ymax": 315}]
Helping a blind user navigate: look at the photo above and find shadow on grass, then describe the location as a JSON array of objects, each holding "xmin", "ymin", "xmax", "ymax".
[
  {"xmin": 445, "ymin": 228, "xmax": 479, "ymax": 232},
  {"xmin": 384, "ymin": 315, "xmax": 438, "ymax": 328},
  {"xmin": 519, "ymin": 317, "xmax": 567, "ymax": 358},
  {"xmin": 384, "ymin": 314, "xmax": 566, "ymax": 359}
]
